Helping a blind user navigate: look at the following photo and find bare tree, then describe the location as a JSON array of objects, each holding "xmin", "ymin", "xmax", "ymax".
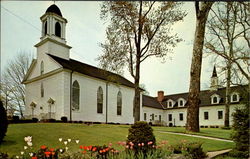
[
  {"xmin": 98, "ymin": 1, "xmax": 186, "ymax": 122},
  {"xmin": 1, "ymin": 52, "xmax": 33, "ymax": 117},
  {"xmin": 186, "ymin": 2, "xmax": 214, "ymax": 132},
  {"xmin": 205, "ymin": 2, "xmax": 250, "ymax": 127}
]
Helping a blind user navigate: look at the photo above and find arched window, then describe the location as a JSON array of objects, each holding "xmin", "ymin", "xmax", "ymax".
[
  {"xmin": 44, "ymin": 21, "xmax": 47, "ymax": 35},
  {"xmin": 117, "ymin": 91, "xmax": 122, "ymax": 115},
  {"xmin": 231, "ymin": 93, "xmax": 239, "ymax": 102},
  {"xmin": 180, "ymin": 100, "xmax": 183, "ymax": 106},
  {"xmin": 213, "ymin": 96, "xmax": 218, "ymax": 104},
  {"xmin": 72, "ymin": 80, "xmax": 80, "ymax": 111},
  {"xmin": 40, "ymin": 61, "xmax": 44, "ymax": 75},
  {"xmin": 97, "ymin": 87, "xmax": 103, "ymax": 113},
  {"xmin": 55, "ymin": 22, "xmax": 61, "ymax": 37},
  {"xmin": 41, "ymin": 83, "xmax": 44, "ymax": 97}
]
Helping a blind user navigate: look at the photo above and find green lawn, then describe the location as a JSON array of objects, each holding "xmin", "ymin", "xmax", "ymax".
[
  {"xmin": 153, "ymin": 126, "xmax": 232, "ymax": 140},
  {"xmin": 0, "ymin": 123, "xmax": 235, "ymax": 157}
]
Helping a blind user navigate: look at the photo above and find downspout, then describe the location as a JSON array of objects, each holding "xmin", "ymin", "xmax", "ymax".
[
  {"xmin": 69, "ymin": 70, "xmax": 73, "ymax": 121},
  {"xmin": 106, "ymin": 82, "xmax": 108, "ymax": 124}
]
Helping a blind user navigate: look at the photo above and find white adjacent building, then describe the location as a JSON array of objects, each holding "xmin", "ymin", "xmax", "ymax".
[
  {"xmin": 142, "ymin": 67, "xmax": 248, "ymax": 127},
  {"xmin": 23, "ymin": 4, "xmax": 143, "ymax": 124}
]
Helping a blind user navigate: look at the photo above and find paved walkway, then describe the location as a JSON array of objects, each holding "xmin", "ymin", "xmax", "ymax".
[
  {"xmin": 205, "ymin": 149, "xmax": 232, "ymax": 159},
  {"xmin": 158, "ymin": 131, "xmax": 233, "ymax": 142},
  {"xmin": 158, "ymin": 131, "xmax": 233, "ymax": 158}
]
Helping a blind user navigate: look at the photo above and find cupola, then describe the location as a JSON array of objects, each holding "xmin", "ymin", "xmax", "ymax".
[{"xmin": 40, "ymin": 4, "xmax": 68, "ymax": 44}]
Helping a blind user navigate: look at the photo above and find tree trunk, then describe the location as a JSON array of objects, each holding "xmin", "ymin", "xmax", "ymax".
[
  {"xmin": 134, "ymin": 58, "xmax": 141, "ymax": 122},
  {"xmin": 186, "ymin": 2, "xmax": 213, "ymax": 132},
  {"xmin": 224, "ymin": 64, "xmax": 231, "ymax": 127}
]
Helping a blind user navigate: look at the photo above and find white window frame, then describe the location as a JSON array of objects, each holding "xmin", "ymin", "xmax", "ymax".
[
  {"xmin": 167, "ymin": 99, "xmax": 174, "ymax": 108},
  {"xmin": 178, "ymin": 98, "xmax": 185, "ymax": 107},
  {"xmin": 231, "ymin": 92, "xmax": 239, "ymax": 103},
  {"xmin": 211, "ymin": 94, "xmax": 220, "ymax": 104}
]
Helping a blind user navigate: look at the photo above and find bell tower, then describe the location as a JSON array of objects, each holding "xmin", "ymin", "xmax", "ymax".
[
  {"xmin": 210, "ymin": 66, "xmax": 219, "ymax": 91},
  {"xmin": 35, "ymin": 4, "xmax": 71, "ymax": 60}
]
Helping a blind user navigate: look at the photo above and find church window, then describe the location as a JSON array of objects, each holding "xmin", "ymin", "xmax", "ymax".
[
  {"xmin": 97, "ymin": 86, "xmax": 103, "ymax": 114},
  {"xmin": 55, "ymin": 22, "xmax": 61, "ymax": 37},
  {"xmin": 44, "ymin": 21, "xmax": 47, "ymax": 35},
  {"xmin": 40, "ymin": 61, "xmax": 44, "ymax": 75},
  {"xmin": 144, "ymin": 113, "xmax": 147, "ymax": 121},
  {"xmin": 159, "ymin": 115, "xmax": 161, "ymax": 122},
  {"xmin": 41, "ymin": 83, "xmax": 44, "ymax": 97},
  {"xmin": 72, "ymin": 80, "xmax": 80, "ymax": 111},
  {"xmin": 117, "ymin": 91, "xmax": 122, "ymax": 115},
  {"xmin": 168, "ymin": 100, "xmax": 173, "ymax": 108}
]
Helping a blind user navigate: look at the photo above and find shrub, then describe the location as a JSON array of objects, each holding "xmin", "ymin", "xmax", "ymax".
[
  {"xmin": 230, "ymin": 106, "xmax": 249, "ymax": 158},
  {"xmin": 0, "ymin": 152, "xmax": 8, "ymax": 159},
  {"xmin": 61, "ymin": 116, "xmax": 68, "ymax": 123},
  {"xmin": 127, "ymin": 121, "xmax": 156, "ymax": 154},
  {"xmin": 0, "ymin": 101, "xmax": 8, "ymax": 144},
  {"xmin": 184, "ymin": 142, "xmax": 206, "ymax": 159},
  {"xmin": 12, "ymin": 115, "xmax": 20, "ymax": 122},
  {"xmin": 32, "ymin": 118, "xmax": 39, "ymax": 123}
]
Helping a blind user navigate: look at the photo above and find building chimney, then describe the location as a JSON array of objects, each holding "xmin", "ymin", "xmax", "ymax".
[{"xmin": 157, "ymin": 91, "xmax": 164, "ymax": 102}]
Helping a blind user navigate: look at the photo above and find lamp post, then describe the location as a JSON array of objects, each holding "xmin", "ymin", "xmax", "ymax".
[
  {"xmin": 30, "ymin": 102, "xmax": 37, "ymax": 118},
  {"xmin": 47, "ymin": 98, "xmax": 55, "ymax": 119}
]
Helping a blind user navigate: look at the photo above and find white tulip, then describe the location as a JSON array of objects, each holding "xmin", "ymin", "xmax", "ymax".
[
  {"xmin": 27, "ymin": 142, "xmax": 33, "ymax": 147},
  {"xmin": 59, "ymin": 138, "xmax": 63, "ymax": 142},
  {"xmin": 20, "ymin": 151, "xmax": 24, "ymax": 155},
  {"xmin": 67, "ymin": 139, "xmax": 71, "ymax": 142},
  {"xmin": 75, "ymin": 140, "xmax": 80, "ymax": 144},
  {"xmin": 24, "ymin": 146, "xmax": 28, "ymax": 150},
  {"xmin": 64, "ymin": 141, "xmax": 68, "ymax": 145}
]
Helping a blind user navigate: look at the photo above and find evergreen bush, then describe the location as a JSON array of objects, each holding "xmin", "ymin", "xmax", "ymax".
[
  {"xmin": 230, "ymin": 106, "xmax": 249, "ymax": 158},
  {"xmin": 127, "ymin": 121, "xmax": 156, "ymax": 154},
  {"xmin": 61, "ymin": 116, "xmax": 68, "ymax": 123},
  {"xmin": 0, "ymin": 100, "xmax": 8, "ymax": 143}
]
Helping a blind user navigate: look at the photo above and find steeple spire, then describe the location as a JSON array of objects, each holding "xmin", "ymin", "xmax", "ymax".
[
  {"xmin": 212, "ymin": 65, "xmax": 217, "ymax": 77},
  {"xmin": 210, "ymin": 65, "xmax": 219, "ymax": 91}
]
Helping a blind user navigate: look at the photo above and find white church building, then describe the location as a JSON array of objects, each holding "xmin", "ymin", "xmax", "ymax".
[
  {"xmin": 23, "ymin": 4, "xmax": 248, "ymax": 127},
  {"xmin": 23, "ymin": 4, "xmax": 143, "ymax": 124}
]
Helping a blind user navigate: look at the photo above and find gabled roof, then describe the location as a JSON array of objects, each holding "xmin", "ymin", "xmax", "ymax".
[
  {"xmin": 144, "ymin": 85, "xmax": 249, "ymax": 110},
  {"xmin": 48, "ymin": 54, "xmax": 137, "ymax": 89},
  {"xmin": 142, "ymin": 95, "xmax": 163, "ymax": 109}
]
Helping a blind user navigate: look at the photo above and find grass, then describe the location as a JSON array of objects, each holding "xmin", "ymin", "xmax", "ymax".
[
  {"xmin": 153, "ymin": 126, "xmax": 232, "ymax": 140},
  {"xmin": 0, "ymin": 123, "xmax": 235, "ymax": 157}
]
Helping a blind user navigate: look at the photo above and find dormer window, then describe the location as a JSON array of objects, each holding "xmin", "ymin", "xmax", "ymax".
[
  {"xmin": 167, "ymin": 100, "xmax": 174, "ymax": 108},
  {"xmin": 178, "ymin": 98, "xmax": 185, "ymax": 107},
  {"xmin": 231, "ymin": 92, "xmax": 239, "ymax": 103},
  {"xmin": 211, "ymin": 94, "xmax": 220, "ymax": 104}
]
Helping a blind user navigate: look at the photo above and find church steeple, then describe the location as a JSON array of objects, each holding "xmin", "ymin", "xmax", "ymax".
[
  {"xmin": 40, "ymin": 4, "xmax": 67, "ymax": 44},
  {"xmin": 35, "ymin": 4, "xmax": 71, "ymax": 60},
  {"xmin": 210, "ymin": 65, "xmax": 219, "ymax": 91}
]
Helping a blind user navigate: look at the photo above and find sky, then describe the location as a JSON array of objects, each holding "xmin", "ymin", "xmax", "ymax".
[{"xmin": 1, "ymin": 1, "xmax": 216, "ymax": 96}]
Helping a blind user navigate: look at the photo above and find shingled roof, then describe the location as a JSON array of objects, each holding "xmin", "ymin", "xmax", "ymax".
[
  {"xmin": 143, "ymin": 85, "xmax": 249, "ymax": 110},
  {"xmin": 48, "ymin": 54, "xmax": 136, "ymax": 88},
  {"xmin": 142, "ymin": 95, "xmax": 163, "ymax": 109}
]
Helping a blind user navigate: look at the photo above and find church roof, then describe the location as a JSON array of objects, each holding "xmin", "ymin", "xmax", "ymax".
[
  {"xmin": 144, "ymin": 85, "xmax": 249, "ymax": 110},
  {"xmin": 142, "ymin": 95, "xmax": 163, "ymax": 109},
  {"xmin": 46, "ymin": 4, "xmax": 62, "ymax": 17},
  {"xmin": 48, "ymin": 54, "xmax": 137, "ymax": 89}
]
